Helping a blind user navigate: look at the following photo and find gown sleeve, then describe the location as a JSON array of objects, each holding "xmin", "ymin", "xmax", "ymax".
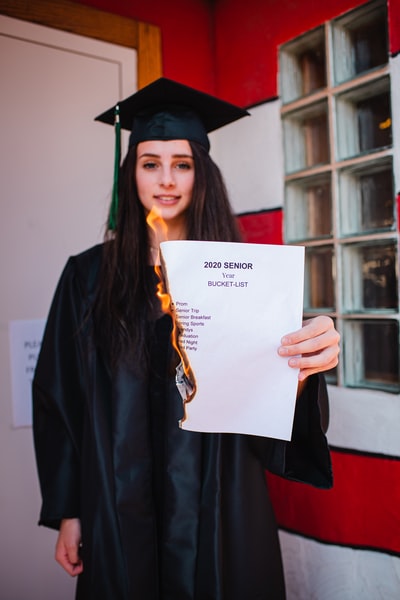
[
  {"xmin": 32, "ymin": 257, "xmax": 88, "ymax": 530},
  {"xmin": 248, "ymin": 373, "xmax": 333, "ymax": 489}
]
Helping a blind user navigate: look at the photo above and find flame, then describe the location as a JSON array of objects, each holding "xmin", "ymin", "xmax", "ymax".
[
  {"xmin": 146, "ymin": 208, "xmax": 197, "ymax": 421},
  {"xmin": 146, "ymin": 205, "xmax": 169, "ymax": 249}
]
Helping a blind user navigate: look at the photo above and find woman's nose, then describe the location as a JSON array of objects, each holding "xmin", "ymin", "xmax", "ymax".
[{"xmin": 159, "ymin": 166, "xmax": 175, "ymax": 187}]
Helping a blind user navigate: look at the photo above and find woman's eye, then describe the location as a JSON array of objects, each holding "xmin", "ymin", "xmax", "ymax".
[
  {"xmin": 175, "ymin": 162, "xmax": 192, "ymax": 170},
  {"xmin": 143, "ymin": 161, "xmax": 157, "ymax": 169}
]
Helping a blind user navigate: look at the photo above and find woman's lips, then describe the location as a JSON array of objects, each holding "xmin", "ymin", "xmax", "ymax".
[{"xmin": 155, "ymin": 195, "xmax": 180, "ymax": 204}]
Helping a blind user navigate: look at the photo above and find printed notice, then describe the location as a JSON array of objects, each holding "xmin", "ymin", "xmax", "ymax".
[
  {"xmin": 9, "ymin": 318, "xmax": 45, "ymax": 427},
  {"xmin": 160, "ymin": 240, "xmax": 305, "ymax": 440}
]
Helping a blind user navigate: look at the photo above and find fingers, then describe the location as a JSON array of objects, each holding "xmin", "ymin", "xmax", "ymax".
[
  {"xmin": 279, "ymin": 316, "xmax": 340, "ymax": 357},
  {"xmin": 281, "ymin": 315, "xmax": 336, "ymax": 346},
  {"xmin": 55, "ymin": 518, "xmax": 84, "ymax": 577},
  {"xmin": 55, "ymin": 543, "xmax": 83, "ymax": 577},
  {"xmin": 278, "ymin": 315, "xmax": 340, "ymax": 379},
  {"xmin": 280, "ymin": 325, "xmax": 340, "ymax": 357},
  {"xmin": 296, "ymin": 348, "xmax": 340, "ymax": 381}
]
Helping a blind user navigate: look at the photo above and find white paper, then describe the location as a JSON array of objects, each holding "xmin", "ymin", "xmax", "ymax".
[
  {"xmin": 9, "ymin": 318, "xmax": 46, "ymax": 427},
  {"xmin": 160, "ymin": 240, "xmax": 305, "ymax": 440}
]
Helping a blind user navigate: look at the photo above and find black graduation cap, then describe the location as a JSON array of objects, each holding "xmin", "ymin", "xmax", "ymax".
[
  {"xmin": 95, "ymin": 77, "xmax": 249, "ymax": 230},
  {"xmin": 95, "ymin": 77, "xmax": 249, "ymax": 152}
]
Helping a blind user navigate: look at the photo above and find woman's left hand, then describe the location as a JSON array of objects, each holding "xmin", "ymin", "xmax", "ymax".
[{"xmin": 278, "ymin": 315, "xmax": 340, "ymax": 382}]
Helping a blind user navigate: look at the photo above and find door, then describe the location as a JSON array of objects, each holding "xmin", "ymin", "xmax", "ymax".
[{"xmin": 0, "ymin": 14, "xmax": 135, "ymax": 599}]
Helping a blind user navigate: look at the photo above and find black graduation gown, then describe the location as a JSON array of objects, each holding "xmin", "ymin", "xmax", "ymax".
[{"xmin": 32, "ymin": 243, "xmax": 332, "ymax": 600}]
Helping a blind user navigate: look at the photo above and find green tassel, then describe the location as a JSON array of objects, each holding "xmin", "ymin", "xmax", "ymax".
[{"xmin": 108, "ymin": 104, "xmax": 121, "ymax": 230}]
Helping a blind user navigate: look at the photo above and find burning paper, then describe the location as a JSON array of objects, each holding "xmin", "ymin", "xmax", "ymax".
[{"xmin": 160, "ymin": 240, "xmax": 305, "ymax": 440}]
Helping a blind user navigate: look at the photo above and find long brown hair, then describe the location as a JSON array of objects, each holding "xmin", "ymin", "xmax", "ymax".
[{"xmin": 93, "ymin": 141, "xmax": 242, "ymax": 370}]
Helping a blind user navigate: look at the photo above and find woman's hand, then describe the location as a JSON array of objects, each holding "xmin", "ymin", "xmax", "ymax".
[
  {"xmin": 278, "ymin": 315, "xmax": 340, "ymax": 382},
  {"xmin": 55, "ymin": 518, "xmax": 83, "ymax": 576}
]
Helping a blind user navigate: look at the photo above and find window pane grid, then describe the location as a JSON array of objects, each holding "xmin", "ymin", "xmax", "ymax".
[
  {"xmin": 335, "ymin": 77, "xmax": 392, "ymax": 161},
  {"xmin": 342, "ymin": 318, "xmax": 400, "ymax": 392},
  {"xmin": 338, "ymin": 157, "xmax": 395, "ymax": 236},
  {"xmin": 279, "ymin": 0, "xmax": 398, "ymax": 392}
]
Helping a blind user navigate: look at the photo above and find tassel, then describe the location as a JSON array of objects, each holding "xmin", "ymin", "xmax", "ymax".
[{"xmin": 108, "ymin": 104, "xmax": 121, "ymax": 230}]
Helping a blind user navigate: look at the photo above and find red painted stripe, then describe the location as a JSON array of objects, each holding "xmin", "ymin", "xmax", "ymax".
[
  {"xmin": 397, "ymin": 193, "xmax": 400, "ymax": 232},
  {"xmin": 237, "ymin": 209, "xmax": 283, "ymax": 245},
  {"xmin": 389, "ymin": 0, "xmax": 400, "ymax": 55},
  {"xmin": 214, "ymin": 0, "xmax": 371, "ymax": 105},
  {"xmin": 266, "ymin": 449, "xmax": 400, "ymax": 555}
]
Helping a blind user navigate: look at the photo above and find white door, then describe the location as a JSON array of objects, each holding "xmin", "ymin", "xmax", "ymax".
[{"xmin": 0, "ymin": 15, "xmax": 136, "ymax": 599}]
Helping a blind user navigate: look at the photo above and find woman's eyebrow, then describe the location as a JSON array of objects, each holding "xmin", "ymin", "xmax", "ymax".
[{"xmin": 137, "ymin": 152, "xmax": 193, "ymax": 159}]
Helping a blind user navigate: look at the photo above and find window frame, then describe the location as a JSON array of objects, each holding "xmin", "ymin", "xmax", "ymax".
[{"xmin": 279, "ymin": 0, "xmax": 399, "ymax": 392}]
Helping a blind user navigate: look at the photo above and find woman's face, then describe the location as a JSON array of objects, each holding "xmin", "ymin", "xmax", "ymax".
[{"xmin": 136, "ymin": 139, "xmax": 195, "ymax": 237}]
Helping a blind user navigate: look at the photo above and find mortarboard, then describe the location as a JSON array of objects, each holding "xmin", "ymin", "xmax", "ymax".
[
  {"xmin": 95, "ymin": 77, "xmax": 249, "ymax": 229},
  {"xmin": 95, "ymin": 77, "xmax": 249, "ymax": 151}
]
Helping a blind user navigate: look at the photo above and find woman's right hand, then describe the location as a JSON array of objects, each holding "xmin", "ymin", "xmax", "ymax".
[{"xmin": 55, "ymin": 518, "xmax": 83, "ymax": 576}]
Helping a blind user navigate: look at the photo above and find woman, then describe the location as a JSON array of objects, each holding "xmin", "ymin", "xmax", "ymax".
[{"xmin": 33, "ymin": 78, "xmax": 340, "ymax": 599}]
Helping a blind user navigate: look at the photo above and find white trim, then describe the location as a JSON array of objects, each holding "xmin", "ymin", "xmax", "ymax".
[
  {"xmin": 279, "ymin": 530, "xmax": 400, "ymax": 600},
  {"xmin": 327, "ymin": 384, "xmax": 400, "ymax": 457},
  {"xmin": 391, "ymin": 54, "xmax": 400, "ymax": 193}
]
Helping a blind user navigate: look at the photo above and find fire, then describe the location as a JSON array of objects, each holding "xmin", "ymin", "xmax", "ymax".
[
  {"xmin": 146, "ymin": 208, "xmax": 197, "ymax": 421},
  {"xmin": 146, "ymin": 205, "xmax": 169, "ymax": 251}
]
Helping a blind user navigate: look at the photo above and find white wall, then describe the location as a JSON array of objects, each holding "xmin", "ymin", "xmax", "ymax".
[
  {"xmin": 391, "ymin": 54, "xmax": 400, "ymax": 195},
  {"xmin": 210, "ymin": 99, "xmax": 285, "ymax": 214},
  {"xmin": 0, "ymin": 16, "xmax": 135, "ymax": 599},
  {"xmin": 280, "ymin": 531, "xmax": 400, "ymax": 600}
]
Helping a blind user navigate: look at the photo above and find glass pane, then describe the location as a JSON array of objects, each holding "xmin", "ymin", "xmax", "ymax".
[
  {"xmin": 342, "ymin": 242, "xmax": 398, "ymax": 312},
  {"xmin": 339, "ymin": 160, "xmax": 395, "ymax": 235},
  {"xmin": 344, "ymin": 319, "xmax": 400, "ymax": 391},
  {"xmin": 304, "ymin": 246, "xmax": 334, "ymax": 310},
  {"xmin": 336, "ymin": 78, "xmax": 392, "ymax": 160},
  {"xmin": 363, "ymin": 321, "xmax": 399, "ymax": 386},
  {"xmin": 332, "ymin": 1, "xmax": 388, "ymax": 84},
  {"xmin": 299, "ymin": 44, "xmax": 326, "ymax": 96},
  {"xmin": 360, "ymin": 170, "xmax": 394, "ymax": 231},
  {"xmin": 304, "ymin": 113, "xmax": 329, "ymax": 166},
  {"xmin": 324, "ymin": 319, "xmax": 338, "ymax": 385},
  {"xmin": 285, "ymin": 175, "xmax": 332, "ymax": 242},
  {"xmin": 352, "ymin": 14, "xmax": 388, "ymax": 75},
  {"xmin": 279, "ymin": 26, "xmax": 326, "ymax": 103},
  {"xmin": 357, "ymin": 91, "xmax": 392, "ymax": 153},
  {"xmin": 362, "ymin": 244, "xmax": 397, "ymax": 309},
  {"xmin": 283, "ymin": 101, "xmax": 329, "ymax": 173}
]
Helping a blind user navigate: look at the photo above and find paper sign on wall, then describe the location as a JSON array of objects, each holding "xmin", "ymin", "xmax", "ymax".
[
  {"xmin": 160, "ymin": 240, "xmax": 305, "ymax": 440},
  {"xmin": 9, "ymin": 318, "xmax": 46, "ymax": 428}
]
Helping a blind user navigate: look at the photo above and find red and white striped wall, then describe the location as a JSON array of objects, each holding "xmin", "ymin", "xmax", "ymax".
[{"xmin": 211, "ymin": 42, "xmax": 400, "ymax": 600}]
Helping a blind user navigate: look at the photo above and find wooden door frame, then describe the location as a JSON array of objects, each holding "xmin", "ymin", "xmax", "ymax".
[{"xmin": 0, "ymin": 0, "xmax": 162, "ymax": 89}]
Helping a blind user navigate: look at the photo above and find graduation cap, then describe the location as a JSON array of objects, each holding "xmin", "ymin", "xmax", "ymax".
[{"xmin": 95, "ymin": 77, "xmax": 249, "ymax": 229}]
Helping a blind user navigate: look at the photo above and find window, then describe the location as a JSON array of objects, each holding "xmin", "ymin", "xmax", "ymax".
[{"xmin": 279, "ymin": 0, "xmax": 398, "ymax": 392}]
